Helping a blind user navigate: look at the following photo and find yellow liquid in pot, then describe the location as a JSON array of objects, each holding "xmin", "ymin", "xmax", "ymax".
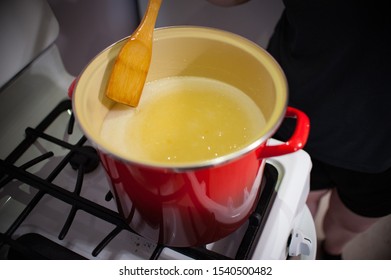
[{"xmin": 100, "ymin": 76, "xmax": 266, "ymax": 164}]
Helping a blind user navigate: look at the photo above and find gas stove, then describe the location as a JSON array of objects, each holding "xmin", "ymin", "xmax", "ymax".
[{"xmin": 0, "ymin": 0, "xmax": 315, "ymax": 260}]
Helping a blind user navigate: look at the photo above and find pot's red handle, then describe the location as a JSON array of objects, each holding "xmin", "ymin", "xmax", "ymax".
[
  {"xmin": 68, "ymin": 78, "xmax": 78, "ymax": 99},
  {"xmin": 258, "ymin": 106, "xmax": 310, "ymax": 158}
]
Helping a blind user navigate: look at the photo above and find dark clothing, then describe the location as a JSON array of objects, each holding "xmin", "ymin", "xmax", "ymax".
[
  {"xmin": 267, "ymin": 0, "xmax": 391, "ymax": 173},
  {"xmin": 267, "ymin": 0, "xmax": 391, "ymax": 217},
  {"xmin": 310, "ymin": 158, "xmax": 391, "ymax": 218}
]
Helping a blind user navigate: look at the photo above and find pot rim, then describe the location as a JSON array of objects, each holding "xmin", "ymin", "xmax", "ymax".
[{"xmin": 73, "ymin": 26, "xmax": 288, "ymax": 171}]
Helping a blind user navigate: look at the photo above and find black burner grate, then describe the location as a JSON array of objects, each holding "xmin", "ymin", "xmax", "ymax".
[{"xmin": 0, "ymin": 99, "xmax": 278, "ymax": 260}]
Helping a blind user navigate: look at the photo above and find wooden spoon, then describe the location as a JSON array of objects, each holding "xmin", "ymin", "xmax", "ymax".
[{"xmin": 105, "ymin": 0, "xmax": 162, "ymax": 107}]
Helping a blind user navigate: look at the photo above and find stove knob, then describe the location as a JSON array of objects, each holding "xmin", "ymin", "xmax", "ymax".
[{"xmin": 288, "ymin": 228, "xmax": 313, "ymax": 257}]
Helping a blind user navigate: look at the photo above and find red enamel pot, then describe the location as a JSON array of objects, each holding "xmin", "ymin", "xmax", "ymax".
[{"xmin": 71, "ymin": 27, "xmax": 310, "ymax": 247}]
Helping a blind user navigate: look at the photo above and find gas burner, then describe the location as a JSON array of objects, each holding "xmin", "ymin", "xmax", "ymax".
[
  {"xmin": 7, "ymin": 233, "xmax": 86, "ymax": 260},
  {"xmin": 69, "ymin": 146, "xmax": 100, "ymax": 173}
]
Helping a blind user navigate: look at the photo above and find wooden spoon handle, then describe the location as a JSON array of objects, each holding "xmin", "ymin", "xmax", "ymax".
[{"xmin": 134, "ymin": 0, "xmax": 162, "ymax": 43}]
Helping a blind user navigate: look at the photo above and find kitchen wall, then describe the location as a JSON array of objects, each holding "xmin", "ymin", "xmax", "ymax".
[
  {"xmin": 138, "ymin": 0, "xmax": 284, "ymax": 48},
  {"xmin": 47, "ymin": 0, "xmax": 285, "ymax": 76},
  {"xmin": 0, "ymin": 0, "xmax": 60, "ymax": 88},
  {"xmin": 47, "ymin": 0, "xmax": 140, "ymax": 76}
]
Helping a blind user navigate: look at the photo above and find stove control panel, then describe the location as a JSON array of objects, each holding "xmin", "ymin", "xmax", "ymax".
[{"xmin": 288, "ymin": 228, "xmax": 313, "ymax": 257}]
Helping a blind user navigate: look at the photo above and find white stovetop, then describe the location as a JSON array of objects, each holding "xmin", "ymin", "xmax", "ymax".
[{"xmin": 0, "ymin": 43, "xmax": 315, "ymax": 260}]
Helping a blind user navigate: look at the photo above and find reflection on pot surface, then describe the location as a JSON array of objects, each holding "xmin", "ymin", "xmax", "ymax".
[{"xmin": 100, "ymin": 151, "xmax": 264, "ymax": 246}]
